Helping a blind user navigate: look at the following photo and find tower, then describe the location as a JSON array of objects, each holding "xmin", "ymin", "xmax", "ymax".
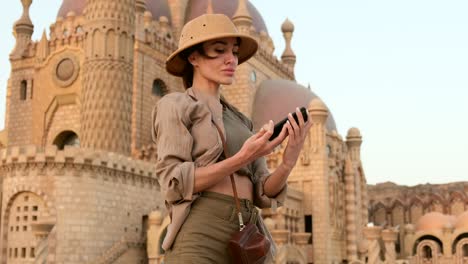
[
  {"xmin": 81, "ymin": 0, "xmax": 136, "ymax": 154},
  {"xmin": 307, "ymin": 97, "xmax": 333, "ymax": 263},
  {"xmin": 281, "ymin": 18, "xmax": 296, "ymax": 71}
]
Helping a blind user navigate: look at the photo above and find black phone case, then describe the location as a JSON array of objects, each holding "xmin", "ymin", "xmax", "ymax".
[{"xmin": 268, "ymin": 107, "xmax": 308, "ymax": 141}]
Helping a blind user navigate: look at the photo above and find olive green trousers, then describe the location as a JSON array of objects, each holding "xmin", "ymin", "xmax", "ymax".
[{"xmin": 163, "ymin": 191, "xmax": 259, "ymax": 264}]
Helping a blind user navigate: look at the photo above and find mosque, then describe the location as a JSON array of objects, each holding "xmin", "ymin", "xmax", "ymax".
[{"xmin": 0, "ymin": 0, "xmax": 466, "ymax": 263}]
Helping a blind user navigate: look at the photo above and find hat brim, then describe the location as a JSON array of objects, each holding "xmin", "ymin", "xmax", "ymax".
[{"xmin": 166, "ymin": 33, "xmax": 258, "ymax": 77}]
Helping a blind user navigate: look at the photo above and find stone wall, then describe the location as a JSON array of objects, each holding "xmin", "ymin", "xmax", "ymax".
[{"xmin": 0, "ymin": 145, "xmax": 163, "ymax": 264}]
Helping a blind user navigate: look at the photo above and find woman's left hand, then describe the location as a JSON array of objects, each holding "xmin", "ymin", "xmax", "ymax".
[{"xmin": 282, "ymin": 107, "xmax": 313, "ymax": 169}]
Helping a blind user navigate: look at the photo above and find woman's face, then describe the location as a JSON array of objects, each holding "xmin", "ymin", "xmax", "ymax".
[{"xmin": 189, "ymin": 37, "xmax": 240, "ymax": 87}]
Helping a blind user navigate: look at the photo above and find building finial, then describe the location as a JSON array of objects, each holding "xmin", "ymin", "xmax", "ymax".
[
  {"xmin": 232, "ymin": 0, "xmax": 252, "ymax": 31},
  {"xmin": 281, "ymin": 18, "xmax": 296, "ymax": 68},
  {"xmin": 37, "ymin": 29, "xmax": 49, "ymax": 62},
  {"xmin": 206, "ymin": 0, "xmax": 214, "ymax": 14},
  {"xmin": 136, "ymin": 0, "xmax": 147, "ymax": 13},
  {"xmin": 11, "ymin": 0, "xmax": 34, "ymax": 58}
]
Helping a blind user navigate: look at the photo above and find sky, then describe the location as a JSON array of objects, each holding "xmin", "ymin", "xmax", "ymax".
[{"xmin": 1, "ymin": 0, "xmax": 467, "ymax": 186}]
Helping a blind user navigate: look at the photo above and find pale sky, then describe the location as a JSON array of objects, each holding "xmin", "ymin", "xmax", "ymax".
[{"xmin": 1, "ymin": 1, "xmax": 467, "ymax": 186}]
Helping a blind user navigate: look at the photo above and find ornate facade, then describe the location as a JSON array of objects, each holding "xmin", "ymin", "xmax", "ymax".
[
  {"xmin": 367, "ymin": 182, "xmax": 468, "ymax": 263},
  {"xmin": 1, "ymin": 0, "xmax": 370, "ymax": 263}
]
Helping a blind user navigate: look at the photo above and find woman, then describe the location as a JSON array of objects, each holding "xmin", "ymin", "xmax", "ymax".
[{"xmin": 152, "ymin": 14, "xmax": 312, "ymax": 263}]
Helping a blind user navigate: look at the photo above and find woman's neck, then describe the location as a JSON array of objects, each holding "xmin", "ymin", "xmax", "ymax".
[{"xmin": 192, "ymin": 75, "xmax": 221, "ymax": 98}]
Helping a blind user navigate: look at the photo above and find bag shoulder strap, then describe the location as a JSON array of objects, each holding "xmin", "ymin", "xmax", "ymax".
[{"xmin": 188, "ymin": 93, "xmax": 245, "ymax": 231}]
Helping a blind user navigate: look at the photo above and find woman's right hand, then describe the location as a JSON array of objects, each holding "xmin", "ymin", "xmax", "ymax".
[{"xmin": 236, "ymin": 120, "xmax": 288, "ymax": 164}]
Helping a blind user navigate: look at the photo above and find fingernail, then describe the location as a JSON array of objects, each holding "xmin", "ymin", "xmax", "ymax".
[{"xmin": 296, "ymin": 107, "xmax": 299, "ymax": 111}]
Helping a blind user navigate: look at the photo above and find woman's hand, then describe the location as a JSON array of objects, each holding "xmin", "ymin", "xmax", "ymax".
[
  {"xmin": 237, "ymin": 120, "xmax": 288, "ymax": 164},
  {"xmin": 282, "ymin": 107, "xmax": 313, "ymax": 169}
]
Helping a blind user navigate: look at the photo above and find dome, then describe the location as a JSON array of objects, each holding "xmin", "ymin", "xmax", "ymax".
[
  {"xmin": 281, "ymin": 18, "xmax": 294, "ymax": 33},
  {"xmin": 251, "ymin": 79, "xmax": 337, "ymax": 132},
  {"xmin": 455, "ymin": 211, "xmax": 468, "ymax": 230},
  {"xmin": 57, "ymin": 0, "xmax": 85, "ymax": 18},
  {"xmin": 415, "ymin": 212, "xmax": 454, "ymax": 231},
  {"xmin": 347, "ymin": 127, "xmax": 361, "ymax": 138},
  {"xmin": 185, "ymin": 0, "xmax": 268, "ymax": 33},
  {"xmin": 57, "ymin": 0, "xmax": 172, "ymax": 22}
]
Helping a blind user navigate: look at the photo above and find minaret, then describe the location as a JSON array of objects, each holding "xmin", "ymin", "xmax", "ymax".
[
  {"xmin": 232, "ymin": 0, "xmax": 253, "ymax": 33},
  {"xmin": 307, "ymin": 97, "xmax": 332, "ymax": 264},
  {"xmin": 346, "ymin": 127, "xmax": 362, "ymax": 162},
  {"xmin": 11, "ymin": 0, "xmax": 34, "ymax": 59},
  {"xmin": 281, "ymin": 18, "xmax": 296, "ymax": 69},
  {"xmin": 344, "ymin": 155, "xmax": 358, "ymax": 260},
  {"xmin": 81, "ymin": 0, "xmax": 135, "ymax": 154}
]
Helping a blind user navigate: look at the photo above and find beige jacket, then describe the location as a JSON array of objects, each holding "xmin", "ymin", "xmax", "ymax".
[{"xmin": 152, "ymin": 87, "xmax": 287, "ymax": 250}]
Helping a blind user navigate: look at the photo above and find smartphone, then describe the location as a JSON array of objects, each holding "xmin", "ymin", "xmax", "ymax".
[{"xmin": 268, "ymin": 107, "xmax": 308, "ymax": 141}]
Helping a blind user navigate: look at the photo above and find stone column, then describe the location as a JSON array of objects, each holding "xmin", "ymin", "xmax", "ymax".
[
  {"xmin": 363, "ymin": 226, "xmax": 382, "ymax": 264},
  {"xmin": 307, "ymin": 98, "xmax": 331, "ymax": 264},
  {"xmin": 147, "ymin": 211, "xmax": 164, "ymax": 264},
  {"xmin": 381, "ymin": 228, "xmax": 398, "ymax": 263},
  {"xmin": 344, "ymin": 156, "xmax": 358, "ymax": 260}
]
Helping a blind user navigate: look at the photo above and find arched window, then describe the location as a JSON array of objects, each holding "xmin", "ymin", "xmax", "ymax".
[
  {"xmin": 422, "ymin": 245, "xmax": 432, "ymax": 259},
  {"xmin": 463, "ymin": 244, "xmax": 468, "ymax": 257},
  {"xmin": 53, "ymin": 131, "xmax": 80, "ymax": 150},
  {"xmin": 7, "ymin": 192, "xmax": 45, "ymax": 262},
  {"xmin": 152, "ymin": 79, "xmax": 168, "ymax": 97},
  {"xmin": 20, "ymin": 80, "xmax": 27, "ymax": 100}
]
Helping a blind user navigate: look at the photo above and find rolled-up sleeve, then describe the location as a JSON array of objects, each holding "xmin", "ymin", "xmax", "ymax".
[
  {"xmin": 252, "ymin": 156, "xmax": 288, "ymax": 209},
  {"xmin": 153, "ymin": 96, "xmax": 195, "ymax": 204}
]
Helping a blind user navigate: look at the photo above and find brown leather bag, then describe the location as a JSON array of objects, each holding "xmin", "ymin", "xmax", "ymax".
[{"xmin": 212, "ymin": 120, "xmax": 271, "ymax": 264}]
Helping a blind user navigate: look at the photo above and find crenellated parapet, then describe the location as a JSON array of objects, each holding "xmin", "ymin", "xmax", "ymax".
[{"xmin": 0, "ymin": 145, "xmax": 158, "ymax": 187}]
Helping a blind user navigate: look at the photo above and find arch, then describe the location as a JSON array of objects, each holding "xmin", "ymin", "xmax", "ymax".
[
  {"xmin": 372, "ymin": 201, "xmax": 387, "ymax": 226},
  {"xmin": 152, "ymin": 79, "xmax": 168, "ymax": 97},
  {"xmin": 52, "ymin": 130, "xmax": 80, "ymax": 150},
  {"xmin": 105, "ymin": 29, "xmax": 117, "ymax": 58},
  {"xmin": 409, "ymin": 198, "xmax": 425, "ymax": 223},
  {"xmin": 452, "ymin": 233, "xmax": 468, "ymax": 254},
  {"xmin": 428, "ymin": 194, "xmax": 446, "ymax": 213},
  {"xmin": 391, "ymin": 200, "xmax": 406, "ymax": 226},
  {"xmin": 20, "ymin": 80, "xmax": 27, "ymax": 100},
  {"xmin": 92, "ymin": 28, "xmax": 104, "ymax": 58},
  {"xmin": 413, "ymin": 235, "xmax": 444, "ymax": 255},
  {"xmin": 119, "ymin": 31, "xmax": 129, "ymax": 59},
  {"xmin": 2, "ymin": 189, "xmax": 56, "ymax": 262},
  {"xmin": 449, "ymin": 191, "xmax": 467, "ymax": 203},
  {"xmin": 449, "ymin": 191, "xmax": 466, "ymax": 215}
]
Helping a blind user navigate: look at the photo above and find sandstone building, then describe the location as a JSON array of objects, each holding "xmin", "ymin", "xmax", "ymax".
[
  {"xmin": 367, "ymin": 182, "xmax": 468, "ymax": 263},
  {"xmin": 0, "ymin": 0, "xmax": 374, "ymax": 263}
]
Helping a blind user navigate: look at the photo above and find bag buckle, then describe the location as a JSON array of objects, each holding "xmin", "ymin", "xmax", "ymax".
[{"xmin": 238, "ymin": 212, "xmax": 245, "ymax": 231}]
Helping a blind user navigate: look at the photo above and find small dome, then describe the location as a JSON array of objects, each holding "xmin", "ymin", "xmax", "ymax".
[
  {"xmin": 251, "ymin": 79, "xmax": 337, "ymax": 132},
  {"xmin": 416, "ymin": 212, "xmax": 453, "ymax": 231},
  {"xmin": 185, "ymin": 0, "xmax": 268, "ymax": 33},
  {"xmin": 309, "ymin": 98, "xmax": 327, "ymax": 112},
  {"xmin": 455, "ymin": 211, "xmax": 468, "ymax": 230},
  {"xmin": 281, "ymin": 18, "xmax": 294, "ymax": 32},
  {"xmin": 347, "ymin": 127, "xmax": 361, "ymax": 138}
]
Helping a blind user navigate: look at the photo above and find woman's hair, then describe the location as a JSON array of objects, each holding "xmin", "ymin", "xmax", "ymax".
[{"xmin": 180, "ymin": 37, "xmax": 242, "ymax": 89}]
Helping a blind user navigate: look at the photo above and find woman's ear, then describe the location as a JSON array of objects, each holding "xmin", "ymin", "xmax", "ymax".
[{"xmin": 188, "ymin": 53, "xmax": 199, "ymax": 67}]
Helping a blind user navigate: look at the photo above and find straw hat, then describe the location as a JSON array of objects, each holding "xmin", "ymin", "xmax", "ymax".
[{"xmin": 166, "ymin": 14, "xmax": 258, "ymax": 76}]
